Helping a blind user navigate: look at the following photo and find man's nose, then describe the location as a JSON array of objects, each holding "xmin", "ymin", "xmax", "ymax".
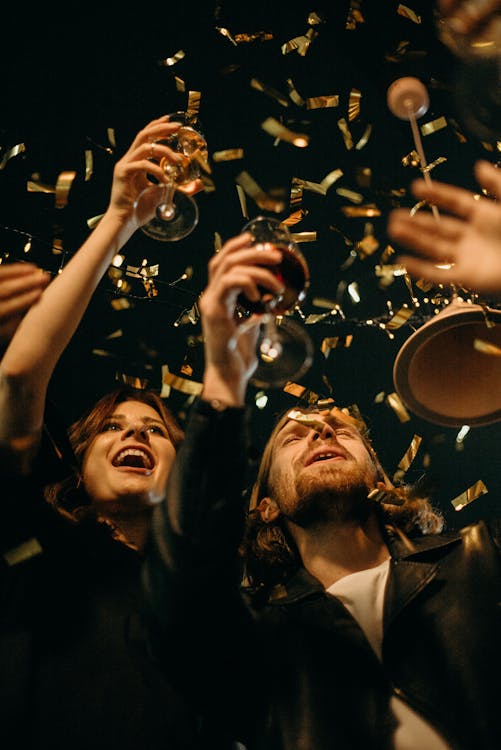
[{"xmin": 311, "ymin": 421, "xmax": 335, "ymax": 441}]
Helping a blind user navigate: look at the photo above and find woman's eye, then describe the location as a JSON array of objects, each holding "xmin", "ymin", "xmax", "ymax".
[
  {"xmin": 148, "ymin": 425, "xmax": 166, "ymax": 435},
  {"xmin": 102, "ymin": 422, "xmax": 120, "ymax": 432}
]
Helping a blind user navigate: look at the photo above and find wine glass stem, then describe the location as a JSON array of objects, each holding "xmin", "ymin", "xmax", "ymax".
[{"xmin": 158, "ymin": 182, "xmax": 176, "ymax": 221}]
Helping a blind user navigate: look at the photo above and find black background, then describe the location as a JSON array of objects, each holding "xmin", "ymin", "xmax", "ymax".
[{"xmin": 2, "ymin": 1, "xmax": 501, "ymax": 526}]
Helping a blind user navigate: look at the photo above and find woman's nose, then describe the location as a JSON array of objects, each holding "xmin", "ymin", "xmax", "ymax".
[{"xmin": 124, "ymin": 423, "xmax": 148, "ymax": 440}]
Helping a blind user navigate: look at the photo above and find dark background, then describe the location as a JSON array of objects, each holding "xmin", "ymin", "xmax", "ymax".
[{"xmin": 2, "ymin": 0, "xmax": 501, "ymax": 526}]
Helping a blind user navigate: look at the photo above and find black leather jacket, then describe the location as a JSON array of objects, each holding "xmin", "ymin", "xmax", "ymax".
[{"xmin": 143, "ymin": 399, "xmax": 501, "ymax": 750}]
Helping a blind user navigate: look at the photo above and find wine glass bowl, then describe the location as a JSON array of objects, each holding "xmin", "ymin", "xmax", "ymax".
[
  {"xmin": 134, "ymin": 112, "xmax": 208, "ymax": 242},
  {"xmin": 237, "ymin": 215, "xmax": 310, "ymax": 315}
]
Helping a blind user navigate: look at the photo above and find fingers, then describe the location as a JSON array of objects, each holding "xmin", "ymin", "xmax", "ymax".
[
  {"xmin": 394, "ymin": 255, "xmax": 461, "ymax": 285},
  {"xmin": 0, "ymin": 263, "xmax": 50, "ymax": 306},
  {"xmin": 410, "ymin": 178, "xmax": 479, "ymax": 219},
  {"xmin": 474, "ymin": 160, "xmax": 501, "ymax": 200},
  {"xmin": 388, "ymin": 209, "xmax": 463, "ymax": 258}
]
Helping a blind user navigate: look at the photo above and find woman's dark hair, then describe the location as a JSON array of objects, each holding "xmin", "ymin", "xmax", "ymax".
[
  {"xmin": 240, "ymin": 405, "xmax": 445, "ymax": 593},
  {"xmin": 44, "ymin": 386, "xmax": 184, "ymax": 520}
]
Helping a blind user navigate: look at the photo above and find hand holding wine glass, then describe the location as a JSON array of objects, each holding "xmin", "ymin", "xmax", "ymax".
[
  {"xmin": 133, "ymin": 111, "xmax": 208, "ymax": 241},
  {"xmin": 232, "ymin": 216, "xmax": 313, "ymax": 388}
]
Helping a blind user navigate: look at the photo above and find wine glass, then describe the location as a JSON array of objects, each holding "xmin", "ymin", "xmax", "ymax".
[
  {"xmin": 134, "ymin": 112, "xmax": 208, "ymax": 241},
  {"xmin": 233, "ymin": 215, "xmax": 314, "ymax": 388}
]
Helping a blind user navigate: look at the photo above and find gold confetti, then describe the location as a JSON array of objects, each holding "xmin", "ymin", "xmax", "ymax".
[
  {"xmin": 0, "ymin": 142, "xmax": 26, "ymax": 170},
  {"xmin": 281, "ymin": 29, "xmax": 317, "ymax": 57},
  {"xmin": 397, "ymin": 4, "xmax": 422, "ymax": 24},
  {"xmin": 290, "ymin": 231, "xmax": 317, "ymax": 243},
  {"xmin": 385, "ymin": 305, "xmax": 414, "ymax": 329},
  {"xmin": 84, "ymin": 149, "xmax": 93, "ymax": 181},
  {"xmin": 473, "ymin": 339, "xmax": 501, "ymax": 356},
  {"xmin": 116, "ymin": 374, "xmax": 149, "ymax": 389},
  {"xmin": 451, "ymin": 480, "xmax": 488, "ymax": 511},
  {"xmin": 158, "ymin": 49, "xmax": 186, "ymax": 66},
  {"xmin": 338, "ymin": 118, "xmax": 354, "ymax": 150},
  {"xmin": 286, "ymin": 78, "xmax": 305, "ymax": 106},
  {"xmin": 55, "ymin": 170, "xmax": 77, "ymax": 208},
  {"xmin": 393, "ymin": 434, "xmax": 422, "ymax": 483},
  {"xmin": 236, "ymin": 171, "xmax": 286, "ymax": 212},
  {"xmin": 212, "ymin": 148, "xmax": 244, "ymax": 162},
  {"xmin": 162, "ymin": 369, "xmax": 203, "ymax": 395},
  {"xmin": 355, "ymin": 124, "xmax": 373, "ymax": 150},
  {"xmin": 386, "ymin": 392, "xmax": 411, "ymax": 422},
  {"xmin": 251, "ymin": 78, "xmax": 289, "ymax": 107},
  {"xmin": 261, "ymin": 117, "xmax": 309, "ymax": 148},
  {"xmin": 341, "ymin": 204, "xmax": 381, "ymax": 217},
  {"xmin": 3, "ymin": 538, "xmax": 43, "ymax": 566},
  {"xmin": 306, "ymin": 94, "xmax": 339, "ymax": 110},
  {"xmin": 110, "ymin": 298, "xmax": 133, "ymax": 310},
  {"xmin": 348, "ymin": 88, "xmax": 361, "ymax": 122},
  {"xmin": 336, "ymin": 187, "xmax": 363, "ymax": 203},
  {"xmin": 321, "ymin": 335, "xmax": 353, "ymax": 357},
  {"xmin": 27, "ymin": 179, "xmax": 55, "ymax": 194},
  {"xmin": 421, "ymin": 117, "xmax": 447, "ymax": 136},
  {"xmin": 234, "ymin": 31, "xmax": 273, "ymax": 43}
]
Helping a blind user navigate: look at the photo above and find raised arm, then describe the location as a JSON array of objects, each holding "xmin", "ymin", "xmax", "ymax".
[
  {"xmin": 387, "ymin": 160, "xmax": 501, "ymax": 292},
  {"xmin": 0, "ymin": 115, "xmax": 186, "ymax": 467}
]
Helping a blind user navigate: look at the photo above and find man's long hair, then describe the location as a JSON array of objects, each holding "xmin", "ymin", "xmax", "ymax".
[
  {"xmin": 240, "ymin": 405, "xmax": 444, "ymax": 592},
  {"xmin": 44, "ymin": 386, "xmax": 184, "ymax": 522}
]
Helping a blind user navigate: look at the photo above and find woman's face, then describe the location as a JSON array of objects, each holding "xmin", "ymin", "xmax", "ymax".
[{"xmin": 81, "ymin": 399, "xmax": 177, "ymax": 514}]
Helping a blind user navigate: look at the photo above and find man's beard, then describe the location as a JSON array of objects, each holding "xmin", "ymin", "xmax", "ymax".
[{"xmin": 279, "ymin": 462, "xmax": 375, "ymax": 528}]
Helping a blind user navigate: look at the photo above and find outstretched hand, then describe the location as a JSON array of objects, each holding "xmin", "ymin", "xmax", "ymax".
[
  {"xmin": 0, "ymin": 262, "xmax": 50, "ymax": 349},
  {"xmin": 106, "ymin": 115, "xmax": 203, "ymax": 230},
  {"xmin": 387, "ymin": 160, "xmax": 501, "ymax": 293}
]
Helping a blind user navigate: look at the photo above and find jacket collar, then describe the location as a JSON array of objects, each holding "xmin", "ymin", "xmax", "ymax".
[{"xmin": 265, "ymin": 527, "xmax": 462, "ymax": 607}]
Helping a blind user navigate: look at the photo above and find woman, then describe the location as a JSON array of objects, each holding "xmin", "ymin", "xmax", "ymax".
[{"xmin": 0, "ymin": 115, "xmax": 201, "ymax": 748}]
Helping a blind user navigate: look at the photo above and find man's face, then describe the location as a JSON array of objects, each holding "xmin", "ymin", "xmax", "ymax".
[
  {"xmin": 82, "ymin": 399, "xmax": 176, "ymax": 515},
  {"xmin": 267, "ymin": 411, "xmax": 379, "ymax": 526}
]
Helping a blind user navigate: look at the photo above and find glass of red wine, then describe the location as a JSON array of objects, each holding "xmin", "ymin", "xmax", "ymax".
[{"xmin": 234, "ymin": 215, "xmax": 314, "ymax": 388}]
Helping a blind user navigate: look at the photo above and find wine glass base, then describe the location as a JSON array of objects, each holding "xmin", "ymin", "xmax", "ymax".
[
  {"xmin": 136, "ymin": 185, "xmax": 199, "ymax": 242},
  {"xmin": 250, "ymin": 317, "xmax": 314, "ymax": 389}
]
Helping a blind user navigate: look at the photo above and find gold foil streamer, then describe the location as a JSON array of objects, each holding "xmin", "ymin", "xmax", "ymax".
[
  {"xmin": 27, "ymin": 179, "xmax": 55, "ymax": 194},
  {"xmin": 473, "ymin": 339, "xmax": 501, "ymax": 356},
  {"xmin": 421, "ymin": 117, "xmax": 447, "ymax": 136},
  {"xmin": 286, "ymin": 78, "xmax": 305, "ymax": 107},
  {"xmin": 87, "ymin": 213, "xmax": 104, "ymax": 229},
  {"xmin": 110, "ymin": 298, "xmax": 133, "ymax": 310},
  {"xmin": 116, "ymin": 374, "xmax": 149, "ymax": 389},
  {"xmin": 159, "ymin": 49, "xmax": 186, "ymax": 66},
  {"xmin": 234, "ymin": 31, "xmax": 273, "ymax": 43},
  {"xmin": 290, "ymin": 231, "xmax": 317, "ymax": 243},
  {"xmin": 321, "ymin": 335, "xmax": 353, "ymax": 357},
  {"xmin": 341, "ymin": 205, "xmax": 381, "ymax": 217},
  {"xmin": 385, "ymin": 305, "xmax": 414, "ymax": 329},
  {"xmin": 162, "ymin": 368, "xmax": 203, "ymax": 396},
  {"xmin": 451, "ymin": 479, "xmax": 488, "ymax": 511},
  {"xmin": 3, "ymin": 537, "xmax": 43, "ymax": 566},
  {"xmin": 251, "ymin": 78, "xmax": 289, "ymax": 107},
  {"xmin": 212, "ymin": 148, "xmax": 244, "ymax": 162},
  {"xmin": 175, "ymin": 76, "xmax": 186, "ymax": 92},
  {"xmin": 337, "ymin": 118, "xmax": 354, "ymax": 150},
  {"xmin": 356, "ymin": 223, "xmax": 379, "ymax": 258},
  {"xmin": 261, "ymin": 118, "xmax": 309, "ymax": 148},
  {"xmin": 397, "ymin": 4, "xmax": 422, "ymax": 23},
  {"xmin": 186, "ymin": 91, "xmax": 201, "ymax": 123},
  {"xmin": 394, "ymin": 434, "xmax": 422, "ymax": 478},
  {"xmin": 402, "ymin": 149, "xmax": 420, "ymax": 168},
  {"xmin": 355, "ymin": 124, "xmax": 373, "ymax": 150},
  {"xmin": 346, "ymin": 0, "xmax": 365, "ymax": 29},
  {"xmin": 348, "ymin": 89, "xmax": 361, "ymax": 122},
  {"xmin": 0, "ymin": 142, "xmax": 26, "ymax": 170},
  {"xmin": 283, "ymin": 209, "xmax": 308, "ymax": 227},
  {"xmin": 55, "ymin": 170, "xmax": 77, "ymax": 208},
  {"xmin": 306, "ymin": 94, "xmax": 339, "ymax": 110},
  {"xmin": 336, "ymin": 187, "xmax": 363, "ymax": 203},
  {"xmin": 281, "ymin": 29, "xmax": 317, "ymax": 57},
  {"xmin": 236, "ymin": 171, "xmax": 285, "ymax": 212},
  {"xmin": 321, "ymin": 169, "xmax": 344, "ymax": 192},
  {"xmin": 292, "ymin": 177, "xmax": 327, "ymax": 196},
  {"xmin": 85, "ymin": 149, "xmax": 93, "ymax": 181},
  {"xmin": 386, "ymin": 392, "xmax": 411, "ymax": 422}
]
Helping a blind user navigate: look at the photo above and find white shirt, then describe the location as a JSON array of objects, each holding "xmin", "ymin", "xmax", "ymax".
[{"xmin": 327, "ymin": 559, "xmax": 451, "ymax": 750}]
